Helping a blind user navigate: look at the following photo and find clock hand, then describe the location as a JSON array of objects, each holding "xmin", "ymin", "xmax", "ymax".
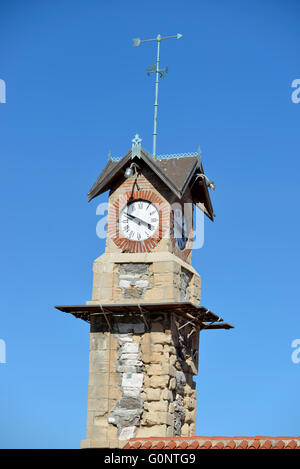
[{"xmin": 125, "ymin": 213, "xmax": 154, "ymax": 230}]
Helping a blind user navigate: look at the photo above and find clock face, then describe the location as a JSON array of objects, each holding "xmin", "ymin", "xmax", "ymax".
[
  {"xmin": 120, "ymin": 200, "xmax": 159, "ymax": 241},
  {"xmin": 173, "ymin": 207, "xmax": 188, "ymax": 250}
]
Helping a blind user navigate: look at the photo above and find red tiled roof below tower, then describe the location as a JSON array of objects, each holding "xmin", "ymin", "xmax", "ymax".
[{"xmin": 124, "ymin": 436, "xmax": 300, "ymax": 450}]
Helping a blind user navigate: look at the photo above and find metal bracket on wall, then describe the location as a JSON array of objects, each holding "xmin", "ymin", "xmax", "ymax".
[
  {"xmin": 137, "ymin": 304, "xmax": 150, "ymax": 331},
  {"xmin": 178, "ymin": 320, "xmax": 197, "ymax": 331},
  {"xmin": 99, "ymin": 304, "xmax": 112, "ymax": 331}
]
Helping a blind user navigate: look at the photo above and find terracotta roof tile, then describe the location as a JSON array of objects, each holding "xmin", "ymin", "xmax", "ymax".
[
  {"xmin": 199, "ymin": 441, "xmax": 212, "ymax": 449},
  {"xmin": 177, "ymin": 441, "xmax": 189, "ymax": 449},
  {"xmin": 261, "ymin": 440, "xmax": 272, "ymax": 449},
  {"xmin": 249, "ymin": 440, "xmax": 261, "ymax": 449},
  {"xmin": 286, "ymin": 440, "xmax": 297, "ymax": 449},
  {"xmin": 125, "ymin": 436, "xmax": 300, "ymax": 450},
  {"xmin": 274, "ymin": 440, "xmax": 285, "ymax": 449},
  {"xmin": 212, "ymin": 442, "xmax": 224, "ymax": 449},
  {"xmin": 153, "ymin": 441, "xmax": 165, "ymax": 449},
  {"xmin": 224, "ymin": 440, "xmax": 236, "ymax": 449},
  {"xmin": 165, "ymin": 441, "xmax": 177, "ymax": 449},
  {"xmin": 188, "ymin": 441, "xmax": 200, "ymax": 449},
  {"xmin": 140, "ymin": 441, "xmax": 153, "ymax": 449},
  {"xmin": 131, "ymin": 441, "xmax": 142, "ymax": 449}
]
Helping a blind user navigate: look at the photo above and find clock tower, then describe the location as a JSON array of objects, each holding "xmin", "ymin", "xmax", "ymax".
[{"xmin": 56, "ymin": 135, "xmax": 233, "ymax": 449}]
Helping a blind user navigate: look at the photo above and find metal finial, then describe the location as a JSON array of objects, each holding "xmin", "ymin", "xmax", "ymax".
[
  {"xmin": 132, "ymin": 33, "xmax": 182, "ymax": 159},
  {"xmin": 132, "ymin": 134, "xmax": 142, "ymax": 147}
]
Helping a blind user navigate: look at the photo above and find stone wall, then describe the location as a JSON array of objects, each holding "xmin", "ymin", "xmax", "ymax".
[
  {"xmin": 81, "ymin": 311, "xmax": 199, "ymax": 448},
  {"xmin": 90, "ymin": 254, "xmax": 201, "ymax": 306}
]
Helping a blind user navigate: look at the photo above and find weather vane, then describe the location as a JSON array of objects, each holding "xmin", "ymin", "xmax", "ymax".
[{"xmin": 133, "ymin": 33, "xmax": 182, "ymax": 158}]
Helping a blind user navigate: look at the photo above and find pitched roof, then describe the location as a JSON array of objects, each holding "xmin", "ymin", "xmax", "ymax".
[
  {"xmin": 124, "ymin": 436, "xmax": 300, "ymax": 450},
  {"xmin": 87, "ymin": 148, "xmax": 214, "ymax": 220}
]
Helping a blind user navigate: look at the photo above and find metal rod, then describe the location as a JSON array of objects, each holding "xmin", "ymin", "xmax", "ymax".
[
  {"xmin": 100, "ymin": 304, "xmax": 112, "ymax": 331},
  {"xmin": 153, "ymin": 38, "xmax": 160, "ymax": 158},
  {"xmin": 138, "ymin": 304, "xmax": 149, "ymax": 330},
  {"xmin": 133, "ymin": 33, "xmax": 182, "ymax": 159},
  {"xmin": 188, "ymin": 328, "xmax": 197, "ymax": 339},
  {"xmin": 178, "ymin": 320, "xmax": 196, "ymax": 330}
]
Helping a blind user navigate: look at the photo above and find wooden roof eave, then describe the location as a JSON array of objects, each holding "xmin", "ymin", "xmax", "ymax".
[
  {"xmin": 87, "ymin": 150, "xmax": 132, "ymax": 201},
  {"xmin": 200, "ymin": 162, "xmax": 215, "ymax": 220},
  {"xmin": 187, "ymin": 160, "xmax": 214, "ymax": 221},
  {"xmin": 195, "ymin": 201, "xmax": 213, "ymax": 221},
  {"xmin": 88, "ymin": 148, "xmax": 185, "ymax": 202},
  {"xmin": 178, "ymin": 158, "xmax": 201, "ymax": 198},
  {"xmin": 87, "ymin": 149, "xmax": 215, "ymax": 220}
]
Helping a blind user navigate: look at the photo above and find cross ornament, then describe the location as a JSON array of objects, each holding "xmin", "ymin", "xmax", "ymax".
[{"xmin": 132, "ymin": 134, "xmax": 142, "ymax": 147}]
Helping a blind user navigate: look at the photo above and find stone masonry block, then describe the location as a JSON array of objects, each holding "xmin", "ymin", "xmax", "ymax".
[
  {"xmin": 169, "ymin": 377, "xmax": 176, "ymax": 390},
  {"xmin": 144, "ymin": 388, "xmax": 161, "ymax": 401},
  {"xmin": 122, "ymin": 387, "xmax": 142, "ymax": 398},
  {"xmin": 89, "ymin": 350, "xmax": 109, "ymax": 373},
  {"xmin": 140, "ymin": 353, "xmax": 150, "ymax": 364},
  {"xmin": 90, "ymin": 333, "xmax": 109, "ymax": 351},
  {"xmin": 145, "ymin": 364, "xmax": 162, "ymax": 376},
  {"xmin": 144, "ymin": 400, "xmax": 169, "ymax": 412},
  {"xmin": 153, "ymin": 262, "xmax": 180, "ymax": 274},
  {"xmin": 121, "ymin": 373, "xmax": 143, "ymax": 388},
  {"xmin": 87, "ymin": 398, "xmax": 109, "ymax": 413},
  {"xmin": 169, "ymin": 355, "xmax": 176, "ymax": 366},
  {"xmin": 135, "ymin": 425, "xmax": 167, "ymax": 439},
  {"xmin": 181, "ymin": 423, "xmax": 190, "ymax": 437},
  {"xmin": 108, "ymin": 385, "xmax": 122, "ymax": 399},
  {"xmin": 119, "ymin": 353, "xmax": 141, "ymax": 361},
  {"xmin": 164, "ymin": 345, "xmax": 176, "ymax": 354},
  {"xmin": 120, "ymin": 342, "xmax": 139, "ymax": 354},
  {"xmin": 94, "ymin": 414, "xmax": 108, "ymax": 427},
  {"xmin": 109, "ymin": 372, "xmax": 121, "ymax": 386},
  {"xmin": 190, "ymin": 422, "xmax": 196, "ymax": 436},
  {"xmin": 142, "ymin": 411, "xmax": 174, "ymax": 426},
  {"xmin": 149, "ymin": 352, "xmax": 164, "ymax": 363},
  {"xmin": 86, "ymin": 425, "xmax": 108, "ymax": 440},
  {"xmin": 152, "ymin": 344, "xmax": 164, "ymax": 352},
  {"xmin": 140, "ymin": 332, "xmax": 150, "ymax": 347},
  {"xmin": 185, "ymin": 409, "xmax": 196, "ymax": 424},
  {"xmin": 107, "ymin": 425, "xmax": 118, "ymax": 440},
  {"xmin": 87, "ymin": 399, "xmax": 109, "ymax": 413},
  {"xmin": 88, "ymin": 384, "xmax": 109, "ymax": 399},
  {"xmin": 184, "ymin": 396, "xmax": 196, "ymax": 410},
  {"xmin": 150, "ymin": 332, "xmax": 171, "ymax": 345},
  {"xmin": 161, "ymin": 388, "xmax": 173, "ymax": 401},
  {"xmin": 89, "ymin": 373, "xmax": 109, "ymax": 387},
  {"xmin": 150, "ymin": 375, "xmax": 170, "ymax": 388},
  {"xmin": 146, "ymin": 363, "xmax": 176, "ymax": 377}
]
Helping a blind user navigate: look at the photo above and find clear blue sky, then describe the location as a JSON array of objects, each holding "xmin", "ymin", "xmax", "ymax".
[{"xmin": 0, "ymin": 0, "xmax": 299, "ymax": 448}]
